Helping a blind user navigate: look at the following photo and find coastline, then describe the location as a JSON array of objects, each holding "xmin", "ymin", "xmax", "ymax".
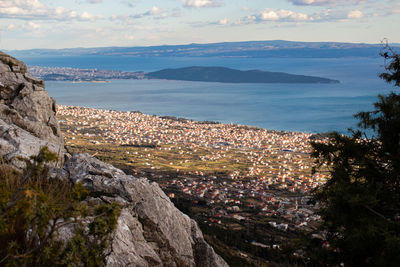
[
  {"xmin": 57, "ymin": 104, "xmax": 326, "ymax": 192},
  {"xmin": 71, "ymin": 80, "xmax": 109, "ymax": 83},
  {"xmin": 42, "ymin": 56, "xmax": 392, "ymax": 134},
  {"xmin": 57, "ymin": 104, "xmax": 312, "ymax": 135}
]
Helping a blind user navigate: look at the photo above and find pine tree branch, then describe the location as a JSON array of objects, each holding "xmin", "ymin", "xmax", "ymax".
[{"xmin": 363, "ymin": 204, "xmax": 392, "ymax": 222}]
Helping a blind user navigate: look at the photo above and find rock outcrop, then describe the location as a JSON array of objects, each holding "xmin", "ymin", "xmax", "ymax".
[
  {"xmin": 65, "ymin": 154, "xmax": 228, "ymax": 267},
  {"xmin": 0, "ymin": 118, "xmax": 65, "ymax": 169},
  {"xmin": 0, "ymin": 52, "xmax": 228, "ymax": 267},
  {"xmin": 0, "ymin": 52, "xmax": 66, "ymax": 167}
]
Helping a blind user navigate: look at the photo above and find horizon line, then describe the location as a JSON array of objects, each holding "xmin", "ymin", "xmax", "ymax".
[{"xmin": 6, "ymin": 39, "xmax": 394, "ymax": 52}]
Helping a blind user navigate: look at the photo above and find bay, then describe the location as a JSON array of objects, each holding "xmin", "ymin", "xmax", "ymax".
[{"xmin": 24, "ymin": 56, "xmax": 395, "ymax": 134}]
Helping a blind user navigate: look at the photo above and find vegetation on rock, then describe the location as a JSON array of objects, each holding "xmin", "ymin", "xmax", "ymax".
[{"xmin": 0, "ymin": 147, "xmax": 120, "ymax": 266}]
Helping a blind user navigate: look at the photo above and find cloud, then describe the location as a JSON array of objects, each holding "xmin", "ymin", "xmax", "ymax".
[
  {"xmin": 87, "ymin": 0, "xmax": 102, "ymax": 3},
  {"xmin": 124, "ymin": 34, "xmax": 136, "ymax": 40},
  {"xmin": 0, "ymin": 0, "xmax": 103, "ymax": 21},
  {"xmin": 239, "ymin": 9, "xmax": 312, "ymax": 24},
  {"xmin": 182, "ymin": 0, "xmax": 222, "ymax": 8},
  {"xmin": 374, "ymin": 1, "xmax": 400, "ymax": 16},
  {"xmin": 235, "ymin": 7, "xmax": 369, "ymax": 25},
  {"xmin": 53, "ymin": 7, "xmax": 103, "ymax": 21},
  {"xmin": 7, "ymin": 24, "xmax": 16, "ymax": 30},
  {"xmin": 0, "ymin": 0, "xmax": 47, "ymax": 9},
  {"xmin": 146, "ymin": 6, "xmax": 166, "ymax": 16},
  {"xmin": 288, "ymin": 0, "xmax": 364, "ymax": 6},
  {"xmin": 133, "ymin": 6, "xmax": 168, "ymax": 19},
  {"xmin": 0, "ymin": 0, "xmax": 47, "ymax": 18},
  {"xmin": 26, "ymin": 21, "xmax": 41, "ymax": 30},
  {"xmin": 121, "ymin": 0, "xmax": 137, "ymax": 7},
  {"xmin": 111, "ymin": 6, "xmax": 176, "ymax": 21},
  {"xmin": 311, "ymin": 8, "xmax": 367, "ymax": 22},
  {"xmin": 219, "ymin": 18, "xmax": 229, "ymax": 25},
  {"xmin": 287, "ymin": 0, "xmax": 396, "ymax": 19},
  {"xmin": 347, "ymin": 9, "xmax": 363, "ymax": 19},
  {"xmin": 74, "ymin": 0, "xmax": 102, "ymax": 4}
]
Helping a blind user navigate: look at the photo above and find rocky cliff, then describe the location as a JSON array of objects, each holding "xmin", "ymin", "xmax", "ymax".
[
  {"xmin": 0, "ymin": 52, "xmax": 66, "ymax": 169},
  {"xmin": 0, "ymin": 52, "xmax": 228, "ymax": 267}
]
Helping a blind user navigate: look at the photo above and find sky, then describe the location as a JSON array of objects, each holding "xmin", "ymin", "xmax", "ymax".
[{"xmin": 0, "ymin": 0, "xmax": 399, "ymax": 50}]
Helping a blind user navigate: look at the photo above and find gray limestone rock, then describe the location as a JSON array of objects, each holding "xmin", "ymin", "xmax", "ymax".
[
  {"xmin": 0, "ymin": 52, "xmax": 65, "ymax": 153},
  {"xmin": 64, "ymin": 153, "xmax": 229, "ymax": 267},
  {"xmin": 0, "ymin": 118, "xmax": 65, "ymax": 169}
]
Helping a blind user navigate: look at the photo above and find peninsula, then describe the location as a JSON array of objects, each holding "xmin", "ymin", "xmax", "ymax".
[{"xmin": 146, "ymin": 66, "xmax": 340, "ymax": 84}]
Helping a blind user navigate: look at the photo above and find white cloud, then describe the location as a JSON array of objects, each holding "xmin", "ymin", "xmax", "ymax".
[
  {"xmin": 147, "ymin": 6, "xmax": 166, "ymax": 16},
  {"xmin": 219, "ymin": 18, "xmax": 229, "ymax": 25},
  {"xmin": 0, "ymin": 0, "xmax": 46, "ymax": 9},
  {"xmin": 288, "ymin": 0, "xmax": 364, "ymax": 6},
  {"xmin": 0, "ymin": 0, "xmax": 103, "ymax": 21},
  {"xmin": 311, "ymin": 8, "xmax": 367, "ymax": 21},
  {"xmin": 241, "ymin": 9, "xmax": 312, "ymax": 24},
  {"xmin": 0, "ymin": 0, "xmax": 47, "ymax": 18},
  {"xmin": 7, "ymin": 24, "xmax": 16, "ymax": 30},
  {"xmin": 87, "ymin": 0, "xmax": 102, "ymax": 3},
  {"xmin": 236, "ymin": 7, "xmax": 369, "ymax": 26},
  {"xmin": 124, "ymin": 34, "xmax": 136, "ymax": 40},
  {"xmin": 144, "ymin": 6, "xmax": 168, "ymax": 19},
  {"xmin": 80, "ymin": 11, "xmax": 101, "ymax": 21},
  {"xmin": 347, "ymin": 9, "xmax": 363, "ymax": 19},
  {"xmin": 52, "ymin": 7, "xmax": 103, "ymax": 21},
  {"xmin": 112, "ymin": 6, "xmax": 172, "ymax": 21},
  {"xmin": 182, "ymin": 0, "xmax": 222, "ymax": 8},
  {"xmin": 26, "ymin": 21, "xmax": 41, "ymax": 30}
]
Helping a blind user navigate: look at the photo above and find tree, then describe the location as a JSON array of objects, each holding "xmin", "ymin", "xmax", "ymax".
[
  {"xmin": 309, "ymin": 45, "xmax": 400, "ymax": 266},
  {"xmin": 0, "ymin": 147, "xmax": 120, "ymax": 266}
]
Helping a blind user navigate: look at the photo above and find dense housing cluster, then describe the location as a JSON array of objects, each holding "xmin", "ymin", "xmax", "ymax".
[
  {"xmin": 28, "ymin": 66, "xmax": 144, "ymax": 81},
  {"xmin": 58, "ymin": 105, "xmax": 327, "ymax": 234}
]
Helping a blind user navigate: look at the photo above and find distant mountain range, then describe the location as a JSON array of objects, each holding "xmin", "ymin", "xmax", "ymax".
[
  {"xmin": 146, "ymin": 66, "xmax": 340, "ymax": 84},
  {"xmin": 8, "ymin": 40, "xmax": 398, "ymax": 59}
]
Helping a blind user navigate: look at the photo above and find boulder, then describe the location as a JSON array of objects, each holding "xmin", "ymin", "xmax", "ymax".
[
  {"xmin": 64, "ymin": 153, "xmax": 228, "ymax": 267},
  {"xmin": 0, "ymin": 52, "xmax": 65, "ymax": 156},
  {"xmin": 0, "ymin": 118, "xmax": 65, "ymax": 169}
]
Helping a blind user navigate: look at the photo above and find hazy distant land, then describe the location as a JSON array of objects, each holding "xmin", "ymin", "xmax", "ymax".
[
  {"xmin": 29, "ymin": 65, "xmax": 339, "ymax": 84},
  {"xmin": 10, "ymin": 40, "xmax": 393, "ymax": 59},
  {"xmin": 146, "ymin": 66, "xmax": 340, "ymax": 84}
]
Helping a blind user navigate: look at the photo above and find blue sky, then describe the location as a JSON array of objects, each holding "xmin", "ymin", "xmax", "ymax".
[{"xmin": 0, "ymin": 0, "xmax": 399, "ymax": 50}]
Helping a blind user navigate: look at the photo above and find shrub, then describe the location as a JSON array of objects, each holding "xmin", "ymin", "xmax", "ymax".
[{"xmin": 0, "ymin": 147, "xmax": 120, "ymax": 266}]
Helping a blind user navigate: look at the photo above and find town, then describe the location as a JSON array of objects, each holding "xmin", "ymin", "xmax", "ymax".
[
  {"xmin": 28, "ymin": 66, "xmax": 144, "ymax": 81},
  {"xmin": 57, "ymin": 105, "xmax": 328, "ymax": 263}
]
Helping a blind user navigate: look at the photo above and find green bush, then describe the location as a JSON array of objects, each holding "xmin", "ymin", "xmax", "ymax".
[{"xmin": 0, "ymin": 147, "xmax": 121, "ymax": 266}]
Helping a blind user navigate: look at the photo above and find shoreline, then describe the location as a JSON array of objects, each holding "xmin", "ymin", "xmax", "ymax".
[
  {"xmin": 56, "ymin": 104, "xmax": 313, "ymax": 135},
  {"xmin": 57, "ymin": 104, "xmax": 326, "ymax": 191},
  {"xmin": 71, "ymin": 80, "xmax": 109, "ymax": 83}
]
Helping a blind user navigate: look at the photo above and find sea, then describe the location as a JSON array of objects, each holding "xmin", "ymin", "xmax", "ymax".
[{"xmin": 19, "ymin": 55, "xmax": 396, "ymax": 134}]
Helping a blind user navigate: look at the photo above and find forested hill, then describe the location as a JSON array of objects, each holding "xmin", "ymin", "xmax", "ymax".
[{"xmin": 146, "ymin": 66, "xmax": 340, "ymax": 84}]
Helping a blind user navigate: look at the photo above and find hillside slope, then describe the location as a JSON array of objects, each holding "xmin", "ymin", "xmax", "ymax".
[{"xmin": 0, "ymin": 52, "xmax": 228, "ymax": 267}]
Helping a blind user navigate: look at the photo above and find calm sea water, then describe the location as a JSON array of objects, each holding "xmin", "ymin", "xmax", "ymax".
[{"xmin": 20, "ymin": 55, "xmax": 395, "ymax": 133}]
